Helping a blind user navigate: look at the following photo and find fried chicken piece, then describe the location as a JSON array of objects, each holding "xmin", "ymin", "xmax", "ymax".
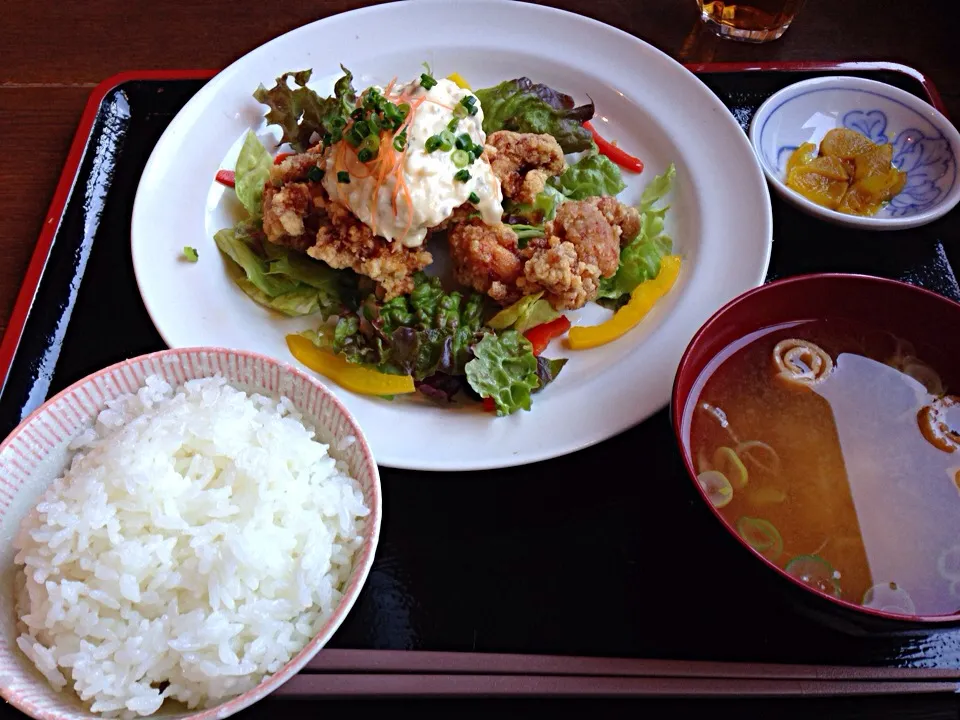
[
  {"xmin": 262, "ymin": 183, "xmax": 316, "ymax": 252},
  {"xmin": 270, "ymin": 150, "xmax": 323, "ymax": 185},
  {"xmin": 447, "ymin": 200, "xmax": 625, "ymax": 310},
  {"xmin": 447, "ymin": 218, "xmax": 525, "ymax": 304},
  {"xmin": 586, "ymin": 196, "xmax": 642, "ymax": 246},
  {"xmin": 308, "ymin": 191, "xmax": 432, "ymax": 299},
  {"xmin": 519, "ymin": 200, "xmax": 621, "ymax": 310},
  {"xmin": 486, "ymin": 131, "xmax": 566, "ymax": 204},
  {"xmin": 260, "ymin": 167, "xmax": 431, "ymax": 299}
]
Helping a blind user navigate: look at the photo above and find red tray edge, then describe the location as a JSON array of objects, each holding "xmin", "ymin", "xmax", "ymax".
[{"xmin": 0, "ymin": 62, "xmax": 953, "ymax": 693}]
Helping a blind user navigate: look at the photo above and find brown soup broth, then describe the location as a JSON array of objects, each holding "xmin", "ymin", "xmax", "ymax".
[{"xmin": 685, "ymin": 319, "xmax": 960, "ymax": 616}]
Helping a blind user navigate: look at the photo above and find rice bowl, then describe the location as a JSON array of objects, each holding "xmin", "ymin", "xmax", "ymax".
[{"xmin": 0, "ymin": 348, "xmax": 381, "ymax": 720}]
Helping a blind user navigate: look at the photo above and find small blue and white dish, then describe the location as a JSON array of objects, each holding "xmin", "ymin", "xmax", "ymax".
[{"xmin": 749, "ymin": 76, "xmax": 960, "ymax": 230}]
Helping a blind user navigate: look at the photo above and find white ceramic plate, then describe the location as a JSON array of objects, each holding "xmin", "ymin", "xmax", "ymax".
[{"xmin": 132, "ymin": 0, "xmax": 772, "ymax": 471}]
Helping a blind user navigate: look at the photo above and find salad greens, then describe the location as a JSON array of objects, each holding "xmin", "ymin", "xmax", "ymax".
[
  {"xmin": 214, "ymin": 223, "xmax": 353, "ymax": 317},
  {"xmin": 330, "ymin": 273, "xmax": 485, "ymax": 379},
  {"xmin": 182, "ymin": 246, "xmax": 198, "ymax": 262},
  {"xmin": 215, "ymin": 131, "xmax": 358, "ymax": 317},
  {"xmin": 234, "ymin": 131, "xmax": 273, "ymax": 217},
  {"xmin": 596, "ymin": 164, "xmax": 676, "ymax": 308},
  {"xmin": 475, "ymin": 77, "xmax": 595, "ymax": 154},
  {"xmin": 298, "ymin": 273, "xmax": 564, "ymax": 413},
  {"xmin": 488, "ymin": 292, "xmax": 561, "ymax": 333},
  {"xmin": 253, "ymin": 67, "xmax": 357, "ymax": 152},
  {"xmin": 550, "ymin": 146, "xmax": 627, "ymax": 200},
  {"xmin": 465, "ymin": 331, "xmax": 541, "ymax": 415}
]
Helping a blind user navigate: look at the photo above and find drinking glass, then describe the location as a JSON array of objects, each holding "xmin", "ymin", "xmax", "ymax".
[{"xmin": 697, "ymin": 0, "xmax": 806, "ymax": 43}]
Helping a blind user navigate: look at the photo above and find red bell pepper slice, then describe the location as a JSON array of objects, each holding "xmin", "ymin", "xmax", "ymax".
[
  {"xmin": 523, "ymin": 316, "xmax": 571, "ymax": 356},
  {"xmin": 584, "ymin": 121, "xmax": 644, "ymax": 174},
  {"xmin": 274, "ymin": 152, "xmax": 295, "ymax": 165},
  {"xmin": 482, "ymin": 397, "xmax": 496, "ymax": 413},
  {"xmin": 215, "ymin": 169, "xmax": 236, "ymax": 187}
]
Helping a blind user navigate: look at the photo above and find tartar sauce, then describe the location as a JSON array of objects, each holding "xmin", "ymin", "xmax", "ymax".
[{"xmin": 323, "ymin": 78, "xmax": 503, "ymax": 248}]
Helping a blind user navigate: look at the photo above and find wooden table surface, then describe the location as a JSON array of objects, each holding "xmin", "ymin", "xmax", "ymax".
[{"xmin": 1, "ymin": 1, "xmax": 958, "ymax": 717}]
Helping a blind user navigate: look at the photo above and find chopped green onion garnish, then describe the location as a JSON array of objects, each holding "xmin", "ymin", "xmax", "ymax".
[
  {"xmin": 447, "ymin": 117, "xmax": 460, "ymax": 132},
  {"xmin": 455, "ymin": 133, "xmax": 471, "ymax": 150},
  {"xmin": 420, "ymin": 73, "xmax": 438, "ymax": 90},
  {"xmin": 330, "ymin": 115, "xmax": 347, "ymax": 131},
  {"xmin": 358, "ymin": 133, "xmax": 380, "ymax": 159},
  {"xmin": 183, "ymin": 246, "xmax": 198, "ymax": 262},
  {"xmin": 469, "ymin": 144, "xmax": 483, "ymax": 161},
  {"xmin": 307, "ymin": 166, "xmax": 324, "ymax": 182},
  {"xmin": 346, "ymin": 127, "xmax": 363, "ymax": 147},
  {"xmin": 468, "ymin": 191, "xmax": 480, "ymax": 204},
  {"xmin": 322, "ymin": 132, "xmax": 333, "ymax": 147},
  {"xmin": 397, "ymin": 102, "xmax": 410, "ymax": 119},
  {"xmin": 439, "ymin": 130, "xmax": 456, "ymax": 152},
  {"xmin": 466, "ymin": 104, "xmax": 478, "ymax": 116},
  {"xmin": 454, "ymin": 169, "xmax": 471, "ymax": 182},
  {"xmin": 353, "ymin": 120, "xmax": 371, "ymax": 138},
  {"xmin": 460, "ymin": 95, "xmax": 477, "ymax": 108},
  {"xmin": 337, "ymin": 171, "xmax": 350, "ymax": 183},
  {"xmin": 393, "ymin": 128, "xmax": 408, "ymax": 152},
  {"xmin": 368, "ymin": 114, "xmax": 381, "ymax": 133},
  {"xmin": 425, "ymin": 135, "xmax": 443, "ymax": 153},
  {"xmin": 452, "ymin": 149, "xmax": 470, "ymax": 168},
  {"xmin": 351, "ymin": 108, "xmax": 365, "ymax": 121}
]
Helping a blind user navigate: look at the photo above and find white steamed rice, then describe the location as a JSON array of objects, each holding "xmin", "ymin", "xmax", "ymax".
[{"xmin": 14, "ymin": 375, "xmax": 369, "ymax": 717}]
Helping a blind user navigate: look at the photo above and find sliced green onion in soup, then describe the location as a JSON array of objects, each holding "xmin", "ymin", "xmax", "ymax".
[
  {"xmin": 748, "ymin": 486, "xmax": 787, "ymax": 506},
  {"xmin": 697, "ymin": 470, "xmax": 733, "ymax": 508},
  {"xmin": 862, "ymin": 582, "xmax": 916, "ymax": 615},
  {"xmin": 736, "ymin": 517, "xmax": 783, "ymax": 561},
  {"xmin": 713, "ymin": 446, "xmax": 748, "ymax": 488},
  {"xmin": 735, "ymin": 441, "xmax": 781, "ymax": 475},
  {"xmin": 785, "ymin": 555, "xmax": 841, "ymax": 598}
]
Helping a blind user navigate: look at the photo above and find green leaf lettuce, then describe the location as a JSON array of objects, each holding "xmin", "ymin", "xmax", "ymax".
[
  {"xmin": 474, "ymin": 77, "xmax": 595, "ymax": 153},
  {"xmin": 596, "ymin": 164, "xmax": 676, "ymax": 307},
  {"xmin": 465, "ymin": 331, "xmax": 540, "ymax": 416},
  {"xmin": 550, "ymin": 148, "xmax": 626, "ymax": 200}
]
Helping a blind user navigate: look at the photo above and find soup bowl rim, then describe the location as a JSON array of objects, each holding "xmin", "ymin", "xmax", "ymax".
[{"xmin": 671, "ymin": 272, "xmax": 960, "ymax": 624}]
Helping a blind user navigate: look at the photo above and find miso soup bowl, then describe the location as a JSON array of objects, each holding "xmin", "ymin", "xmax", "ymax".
[{"xmin": 671, "ymin": 274, "xmax": 960, "ymax": 631}]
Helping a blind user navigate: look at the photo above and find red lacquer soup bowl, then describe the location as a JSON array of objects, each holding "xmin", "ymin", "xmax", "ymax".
[{"xmin": 672, "ymin": 273, "xmax": 960, "ymax": 629}]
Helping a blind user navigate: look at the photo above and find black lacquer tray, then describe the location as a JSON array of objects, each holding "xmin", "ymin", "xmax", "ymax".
[{"xmin": 1, "ymin": 63, "xmax": 958, "ymax": 707}]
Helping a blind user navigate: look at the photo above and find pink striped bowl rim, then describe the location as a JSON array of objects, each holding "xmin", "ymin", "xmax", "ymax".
[{"xmin": 0, "ymin": 347, "xmax": 382, "ymax": 720}]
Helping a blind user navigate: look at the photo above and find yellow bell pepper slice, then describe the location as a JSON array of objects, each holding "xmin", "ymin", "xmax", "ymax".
[
  {"xmin": 447, "ymin": 72, "xmax": 471, "ymax": 90},
  {"xmin": 567, "ymin": 255, "xmax": 682, "ymax": 350},
  {"xmin": 286, "ymin": 334, "xmax": 416, "ymax": 396}
]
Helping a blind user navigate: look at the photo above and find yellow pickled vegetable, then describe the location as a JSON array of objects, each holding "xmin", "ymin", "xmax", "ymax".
[
  {"xmin": 286, "ymin": 334, "xmax": 416, "ymax": 396},
  {"xmin": 568, "ymin": 255, "xmax": 681, "ymax": 349},
  {"xmin": 787, "ymin": 156, "xmax": 850, "ymax": 209},
  {"xmin": 785, "ymin": 128, "xmax": 907, "ymax": 216},
  {"xmin": 786, "ymin": 142, "xmax": 817, "ymax": 172},
  {"xmin": 819, "ymin": 128, "xmax": 874, "ymax": 159}
]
